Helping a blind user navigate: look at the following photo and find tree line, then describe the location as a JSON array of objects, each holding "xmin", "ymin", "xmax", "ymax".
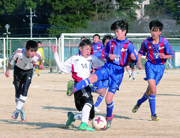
[{"xmin": 0, "ymin": 0, "xmax": 179, "ymax": 37}]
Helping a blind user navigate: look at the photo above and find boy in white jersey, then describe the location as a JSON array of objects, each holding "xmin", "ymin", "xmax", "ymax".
[
  {"xmin": 52, "ymin": 39, "xmax": 105, "ymax": 131},
  {"xmin": 5, "ymin": 40, "xmax": 44, "ymax": 121}
]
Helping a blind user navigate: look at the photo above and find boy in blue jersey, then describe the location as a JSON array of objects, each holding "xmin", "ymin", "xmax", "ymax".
[
  {"xmin": 67, "ymin": 20, "xmax": 138, "ymax": 130},
  {"xmin": 91, "ymin": 34, "xmax": 113, "ymax": 112},
  {"xmin": 132, "ymin": 20, "xmax": 174, "ymax": 121},
  {"xmin": 91, "ymin": 34, "xmax": 104, "ymax": 55}
]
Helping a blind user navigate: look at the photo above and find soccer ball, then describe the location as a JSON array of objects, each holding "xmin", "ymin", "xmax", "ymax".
[{"xmin": 92, "ymin": 115, "xmax": 107, "ymax": 130}]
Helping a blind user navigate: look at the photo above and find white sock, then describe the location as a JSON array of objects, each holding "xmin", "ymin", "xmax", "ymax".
[
  {"xmin": 132, "ymin": 71, "xmax": 135, "ymax": 78},
  {"xmin": 127, "ymin": 70, "xmax": 131, "ymax": 75},
  {"xmin": 74, "ymin": 113, "xmax": 82, "ymax": 120},
  {"xmin": 81, "ymin": 103, "xmax": 92, "ymax": 124},
  {"xmin": 16, "ymin": 95, "xmax": 27, "ymax": 110}
]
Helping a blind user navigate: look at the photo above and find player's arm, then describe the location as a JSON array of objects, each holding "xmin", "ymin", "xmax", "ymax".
[
  {"xmin": 5, "ymin": 62, "xmax": 11, "ymax": 77},
  {"xmin": 38, "ymin": 59, "xmax": 44, "ymax": 70},
  {"xmin": 159, "ymin": 41, "xmax": 174, "ymax": 59},
  {"xmin": 52, "ymin": 45, "xmax": 72, "ymax": 73}
]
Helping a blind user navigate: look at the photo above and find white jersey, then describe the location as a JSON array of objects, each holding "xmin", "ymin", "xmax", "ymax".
[
  {"xmin": 9, "ymin": 48, "xmax": 42, "ymax": 70},
  {"xmin": 54, "ymin": 53, "xmax": 105, "ymax": 82}
]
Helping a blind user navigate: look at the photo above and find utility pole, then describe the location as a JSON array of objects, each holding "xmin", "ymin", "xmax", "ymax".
[{"xmin": 26, "ymin": 7, "xmax": 37, "ymax": 39}]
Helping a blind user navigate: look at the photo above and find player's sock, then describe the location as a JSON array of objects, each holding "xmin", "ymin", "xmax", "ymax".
[
  {"xmin": 81, "ymin": 103, "xmax": 91, "ymax": 124},
  {"xmin": 15, "ymin": 96, "xmax": 19, "ymax": 105},
  {"xmin": 94, "ymin": 95, "xmax": 104, "ymax": 107},
  {"xmin": 137, "ymin": 92, "xmax": 149, "ymax": 105},
  {"xmin": 38, "ymin": 70, "xmax": 41, "ymax": 75},
  {"xmin": 16, "ymin": 95, "xmax": 27, "ymax": 110},
  {"xmin": 90, "ymin": 86, "xmax": 97, "ymax": 93},
  {"xmin": 106, "ymin": 102, "xmax": 114, "ymax": 117},
  {"xmin": 74, "ymin": 78, "xmax": 90, "ymax": 93},
  {"xmin": 149, "ymin": 94, "xmax": 156, "ymax": 116},
  {"xmin": 74, "ymin": 113, "xmax": 82, "ymax": 120},
  {"xmin": 127, "ymin": 70, "xmax": 131, "ymax": 75},
  {"xmin": 35, "ymin": 68, "xmax": 38, "ymax": 74},
  {"xmin": 132, "ymin": 71, "xmax": 135, "ymax": 78}
]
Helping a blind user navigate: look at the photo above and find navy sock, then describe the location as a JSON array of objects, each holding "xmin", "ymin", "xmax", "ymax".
[
  {"xmin": 94, "ymin": 95, "xmax": 104, "ymax": 107},
  {"xmin": 149, "ymin": 94, "xmax": 156, "ymax": 116},
  {"xmin": 137, "ymin": 92, "xmax": 149, "ymax": 105},
  {"xmin": 74, "ymin": 78, "xmax": 90, "ymax": 92},
  {"xmin": 106, "ymin": 102, "xmax": 114, "ymax": 117}
]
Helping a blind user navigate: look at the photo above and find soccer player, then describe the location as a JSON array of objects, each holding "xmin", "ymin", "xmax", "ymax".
[
  {"xmin": 91, "ymin": 34, "xmax": 104, "ymax": 55},
  {"xmin": 52, "ymin": 39, "xmax": 105, "ymax": 131},
  {"xmin": 78, "ymin": 36, "xmax": 86, "ymax": 55},
  {"xmin": 126, "ymin": 49, "xmax": 138, "ymax": 81},
  {"xmin": 35, "ymin": 41, "xmax": 44, "ymax": 76},
  {"xmin": 91, "ymin": 34, "xmax": 113, "ymax": 112},
  {"xmin": 132, "ymin": 20, "xmax": 174, "ymax": 121},
  {"xmin": 67, "ymin": 20, "xmax": 138, "ymax": 130},
  {"xmin": 5, "ymin": 40, "xmax": 44, "ymax": 121}
]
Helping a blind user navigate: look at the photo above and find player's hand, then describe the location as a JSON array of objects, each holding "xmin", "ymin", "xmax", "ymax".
[
  {"xmin": 52, "ymin": 45, "xmax": 57, "ymax": 53},
  {"xmin": 5, "ymin": 69, "xmax": 10, "ymax": 77},
  {"xmin": 130, "ymin": 53, "xmax": 136, "ymax": 60},
  {"xmin": 108, "ymin": 54, "xmax": 116, "ymax": 60},
  {"xmin": 158, "ymin": 53, "xmax": 166, "ymax": 59},
  {"xmin": 39, "ymin": 63, "xmax": 44, "ymax": 70},
  {"xmin": 138, "ymin": 63, "xmax": 143, "ymax": 70}
]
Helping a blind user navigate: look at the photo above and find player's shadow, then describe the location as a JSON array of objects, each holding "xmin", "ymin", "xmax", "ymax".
[
  {"xmin": 42, "ymin": 106, "xmax": 77, "ymax": 112},
  {"xmin": 0, "ymin": 119, "xmax": 68, "ymax": 130},
  {"xmin": 95, "ymin": 113, "xmax": 132, "ymax": 120},
  {"xmin": 157, "ymin": 94, "xmax": 180, "ymax": 96}
]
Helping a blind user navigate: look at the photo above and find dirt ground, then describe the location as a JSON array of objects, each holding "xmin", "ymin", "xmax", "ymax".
[{"xmin": 0, "ymin": 69, "xmax": 180, "ymax": 138}]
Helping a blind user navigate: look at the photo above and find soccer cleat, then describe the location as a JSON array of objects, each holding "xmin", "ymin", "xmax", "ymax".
[
  {"xmin": 78, "ymin": 122, "xmax": 95, "ymax": 131},
  {"xmin": 11, "ymin": 109, "xmax": 20, "ymax": 119},
  {"xmin": 66, "ymin": 80, "xmax": 75, "ymax": 96},
  {"xmin": 105, "ymin": 115, "xmax": 113, "ymax": 130},
  {"xmin": 132, "ymin": 102, "xmax": 141, "ymax": 113},
  {"xmin": 133, "ymin": 78, "xmax": 135, "ymax": 81},
  {"xmin": 151, "ymin": 114, "xmax": 159, "ymax": 121},
  {"xmin": 94, "ymin": 107, "xmax": 100, "ymax": 112},
  {"xmin": 20, "ymin": 107, "xmax": 27, "ymax": 122},
  {"xmin": 66, "ymin": 112, "xmax": 75, "ymax": 127},
  {"xmin": 129, "ymin": 75, "xmax": 131, "ymax": 80}
]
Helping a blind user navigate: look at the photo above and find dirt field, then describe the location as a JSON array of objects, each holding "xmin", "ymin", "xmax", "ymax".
[{"xmin": 0, "ymin": 69, "xmax": 180, "ymax": 138}]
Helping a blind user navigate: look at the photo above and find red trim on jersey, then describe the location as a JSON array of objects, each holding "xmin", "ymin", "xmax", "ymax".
[
  {"xmin": 71, "ymin": 64, "xmax": 83, "ymax": 82},
  {"xmin": 159, "ymin": 41, "xmax": 165, "ymax": 64},
  {"xmin": 97, "ymin": 43, "xmax": 101, "ymax": 51},
  {"xmin": 91, "ymin": 45, "xmax": 94, "ymax": 55},
  {"xmin": 110, "ymin": 40, "xmax": 116, "ymax": 62},
  {"xmin": 148, "ymin": 42, "xmax": 155, "ymax": 64},
  {"xmin": 120, "ymin": 43, "xmax": 129, "ymax": 66}
]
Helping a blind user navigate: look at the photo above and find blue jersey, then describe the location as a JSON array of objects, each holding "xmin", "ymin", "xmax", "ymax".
[
  {"xmin": 91, "ymin": 42, "xmax": 104, "ymax": 55},
  {"xmin": 105, "ymin": 38, "xmax": 138, "ymax": 66},
  {"xmin": 139, "ymin": 36, "xmax": 174, "ymax": 65}
]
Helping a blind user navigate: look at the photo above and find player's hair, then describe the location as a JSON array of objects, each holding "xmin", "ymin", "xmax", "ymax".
[
  {"xmin": 102, "ymin": 34, "xmax": 113, "ymax": 45},
  {"xmin": 81, "ymin": 36, "xmax": 86, "ymax": 40},
  {"xmin": 37, "ymin": 41, "xmax": 41, "ymax": 44},
  {"xmin": 26, "ymin": 40, "xmax": 38, "ymax": 51},
  {"xmin": 149, "ymin": 20, "xmax": 163, "ymax": 31},
  {"xmin": 93, "ymin": 34, "xmax": 100, "ymax": 39},
  {"xmin": 79, "ymin": 39, "xmax": 92, "ymax": 48},
  {"xmin": 111, "ymin": 20, "xmax": 129, "ymax": 35}
]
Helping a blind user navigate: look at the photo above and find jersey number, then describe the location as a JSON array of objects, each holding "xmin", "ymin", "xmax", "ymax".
[{"xmin": 81, "ymin": 63, "xmax": 87, "ymax": 69}]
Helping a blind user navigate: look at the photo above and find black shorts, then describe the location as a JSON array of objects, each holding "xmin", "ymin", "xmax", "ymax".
[
  {"xmin": 128, "ymin": 62, "xmax": 136, "ymax": 69},
  {"xmin": 13, "ymin": 65, "xmax": 33, "ymax": 96},
  {"xmin": 74, "ymin": 85, "xmax": 95, "ymax": 120}
]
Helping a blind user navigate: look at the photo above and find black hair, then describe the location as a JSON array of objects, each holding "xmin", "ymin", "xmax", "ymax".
[
  {"xmin": 93, "ymin": 34, "xmax": 100, "ymax": 39},
  {"xmin": 37, "ymin": 41, "xmax": 41, "ymax": 44},
  {"xmin": 149, "ymin": 20, "xmax": 163, "ymax": 31},
  {"xmin": 111, "ymin": 20, "xmax": 129, "ymax": 35},
  {"xmin": 81, "ymin": 36, "xmax": 86, "ymax": 40},
  {"xmin": 79, "ymin": 39, "xmax": 92, "ymax": 48},
  {"xmin": 26, "ymin": 40, "xmax": 38, "ymax": 51},
  {"xmin": 102, "ymin": 34, "xmax": 113, "ymax": 45}
]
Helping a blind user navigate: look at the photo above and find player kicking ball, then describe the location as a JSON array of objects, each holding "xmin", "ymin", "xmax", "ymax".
[
  {"xmin": 52, "ymin": 39, "xmax": 105, "ymax": 131},
  {"xmin": 5, "ymin": 40, "xmax": 44, "ymax": 121}
]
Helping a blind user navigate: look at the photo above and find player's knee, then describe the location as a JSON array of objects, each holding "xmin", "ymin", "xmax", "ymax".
[
  {"xmin": 89, "ymin": 74, "xmax": 98, "ymax": 83},
  {"xmin": 105, "ymin": 97, "xmax": 112, "ymax": 104}
]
